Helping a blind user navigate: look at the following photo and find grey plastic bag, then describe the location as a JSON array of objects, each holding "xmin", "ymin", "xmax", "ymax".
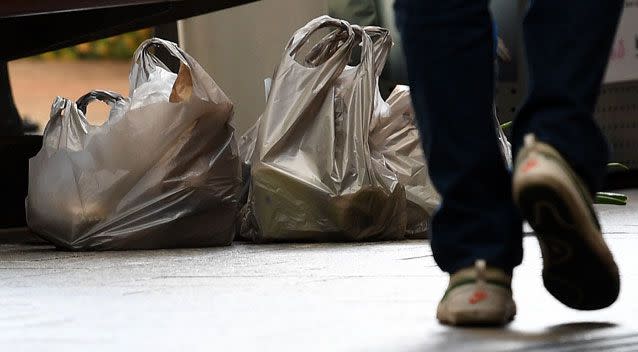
[
  {"xmin": 369, "ymin": 85, "xmax": 440, "ymax": 238},
  {"xmin": 369, "ymin": 84, "xmax": 513, "ymax": 239},
  {"xmin": 247, "ymin": 16, "xmax": 407, "ymax": 242},
  {"xmin": 27, "ymin": 38, "xmax": 241, "ymax": 250}
]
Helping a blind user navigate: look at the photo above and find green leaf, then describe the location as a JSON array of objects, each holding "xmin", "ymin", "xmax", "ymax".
[
  {"xmin": 500, "ymin": 121, "xmax": 513, "ymax": 131},
  {"xmin": 595, "ymin": 193, "xmax": 627, "ymax": 205},
  {"xmin": 596, "ymin": 192, "xmax": 628, "ymax": 202},
  {"xmin": 607, "ymin": 163, "xmax": 630, "ymax": 171}
]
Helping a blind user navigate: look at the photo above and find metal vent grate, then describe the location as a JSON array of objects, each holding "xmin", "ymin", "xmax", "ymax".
[
  {"xmin": 495, "ymin": 81, "xmax": 638, "ymax": 168},
  {"xmin": 495, "ymin": 82, "xmax": 523, "ymax": 123},
  {"xmin": 595, "ymin": 82, "xmax": 638, "ymax": 168}
]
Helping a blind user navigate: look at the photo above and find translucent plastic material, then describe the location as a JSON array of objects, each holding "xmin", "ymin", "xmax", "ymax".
[
  {"xmin": 369, "ymin": 85, "xmax": 440, "ymax": 238},
  {"xmin": 369, "ymin": 85, "xmax": 512, "ymax": 237},
  {"xmin": 27, "ymin": 38, "xmax": 241, "ymax": 250},
  {"xmin": 244, "ymin": 17, "xmax": 407, "ymax": 242}
]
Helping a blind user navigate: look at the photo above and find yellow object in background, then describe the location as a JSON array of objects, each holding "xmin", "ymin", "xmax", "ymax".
[{"xmin": 37, "ymin": 28, "xmax": 153, "ymax": 60}]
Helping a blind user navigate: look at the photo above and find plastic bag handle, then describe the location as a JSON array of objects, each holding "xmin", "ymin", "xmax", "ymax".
[
  {"xmin": 130, "ymin": 38, "xmax": 198, "ymax": 93},
  {"xmin": 135, "ymin": 37, "xmax": 190, "ymax": 68},
  {"xmin": 286, "ymin": 15, "xmax": 355, "ymax": 68},
  {"xmin": 351, "ymin": 25, "xmax": 375, "ymax": 73},
  {"xmin": 76, "ymin": 90, "xmax": 125, "ymax": 115},
  {"xmin": 130, "ymin": 37, "xmax": 231, "ymax": 104},
  {"xmin": 304, "ymin": 29, "xmax": 349, "ymax": 66},
  {"xmin": 364, "ymin": 26, "xmax": 392, "ymax": 77},
  {"xmin": 304, "ymin": 25, "xmax": 389, "ymax": 77}
]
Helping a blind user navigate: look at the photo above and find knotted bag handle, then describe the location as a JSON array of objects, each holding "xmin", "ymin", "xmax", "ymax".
[
  {"xmin": 130, "ymin": 38, "xmax": 214, "ymax": 102},
  {"xmin": 285, "ymin": 16, "xmax": 356, "ymax": 69},
  {"xmin": 76, "ymin": 90, "xmax": 125, "ymax": 115},
  {"xmin": 305, "ymin": 25, "xmax": 391, "ymax": 77},
  {"xmin": 364, "ymin": 26, "xmax": 392, "ymax": 77}
]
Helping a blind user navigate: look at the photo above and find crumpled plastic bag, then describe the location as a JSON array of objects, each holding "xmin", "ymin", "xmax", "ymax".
[
  {"xmin": 369, "ymin": 85, "xmax": 512, "ymax": 237},
  {"xmin": 369, "ymin": 85, "xmax": 440, "ymax": 238},
  {"xmin": 26, "ymin": 38, "xmax": 241, "ymax": 250},
  {"xmin": 245, "ymin": 16, "xmax": 407, "ymax": 242}
]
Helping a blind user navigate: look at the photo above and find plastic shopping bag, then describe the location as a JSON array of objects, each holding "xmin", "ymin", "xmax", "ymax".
[
  {"xmin": 369, "ymin": 85, "xmax": 440, "ymax": 238},
  {"xmin": 369, "ymin": 85, "xmax": 511, "ymax": 237},
  {"xmin": 27, "ymin": 38, "xmax": 241, "ymax": 250},
  {"xmin": 246, "ymin": 16, "xmax": 407, "ymax": 242}
]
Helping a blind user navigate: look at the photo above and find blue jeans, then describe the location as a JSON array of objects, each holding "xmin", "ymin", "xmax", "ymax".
[{"xmin": 394, "ymin": 0, "xmax": 623, "ymax": 274}]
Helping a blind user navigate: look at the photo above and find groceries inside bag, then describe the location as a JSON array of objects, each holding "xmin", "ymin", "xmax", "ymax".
[
  {"xmin": 245, "ymin": 16, "xmax": 408, "ymax": 242},
  {"xmin": 27, "ymin": 38, "xmax": 241, "ymax": 250}
]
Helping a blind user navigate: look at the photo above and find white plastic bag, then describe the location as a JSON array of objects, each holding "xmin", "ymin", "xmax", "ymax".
[{"xmin": 27, "ymin": 38, "xmax": 241, "ymax": 250}]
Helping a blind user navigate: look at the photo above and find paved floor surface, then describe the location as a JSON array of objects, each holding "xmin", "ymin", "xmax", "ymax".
[{"xmin": 1, "ymin": 190, "xmax": 637, "ymax": 351}]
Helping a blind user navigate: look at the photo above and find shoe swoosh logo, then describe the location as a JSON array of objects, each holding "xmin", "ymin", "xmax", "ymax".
[
  {"xmin": 522, "ymin": 158, "xmax": 539, "ymax": 173},
  {"xmin": 469, "ymin": 290, "xmax": 488, "ymax": 304}
]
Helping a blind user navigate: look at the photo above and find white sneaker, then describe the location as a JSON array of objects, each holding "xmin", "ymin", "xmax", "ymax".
[
  {"xmin": 437, "ymin": 260, "xmax": 516, "ymax": 326},
  {"xmin": 513, "ymin": 134, "xmax": 620, "ymax": 310}
]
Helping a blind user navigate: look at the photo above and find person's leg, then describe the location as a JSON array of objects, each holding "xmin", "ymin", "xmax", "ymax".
[
  {"xmin": 513, "ymin": 0, "xmax": 623, "ymax": 192},
  {"xmin": 512, "ymin": 0, "xmax": 623, "ymax": 310},
  {"xmin": 394, "ymin": 0, "xmax": 523, "ymax": 275}
]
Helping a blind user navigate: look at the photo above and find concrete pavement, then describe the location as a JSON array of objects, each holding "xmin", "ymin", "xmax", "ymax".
[{"xmin": 1, "ymin": 191, "xmax": 637, "ymax": 351}]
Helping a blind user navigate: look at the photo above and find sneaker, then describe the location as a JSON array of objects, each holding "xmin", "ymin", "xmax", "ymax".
[
  {"xmin": 437, "ymin": 260, "xmax": 516, "ymax": 326},
  {"xmin": 513, "ymin": 134, "xmax": 620, "ymax": 310}
]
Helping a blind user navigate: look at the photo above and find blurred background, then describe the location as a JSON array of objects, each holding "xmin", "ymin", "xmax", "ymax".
[
  {"xmin": 7, "ymin": 0, "xmax": 328, "ymax": 134},
  {"xmin": 4, "ymin": 0, "xmax": 522, "ymax": 136},
  {"xmin": 8, "ymin": 29, "xmax": 152, "ymax": 127},
  {"xmin": 7, "ymin": 0, "xmax": 638, "ymax": 170}
]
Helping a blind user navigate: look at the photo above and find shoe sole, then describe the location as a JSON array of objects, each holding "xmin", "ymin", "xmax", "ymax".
[
  {"xmin": 438, "ymin": 309, "xmax": 515, "ymax": 327},
  {"xmin": 515, "ymin": 177, "xmax": 620, "ymax": 310}
]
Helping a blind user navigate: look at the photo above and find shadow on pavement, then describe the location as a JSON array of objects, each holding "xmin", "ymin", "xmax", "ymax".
[{"xmin": 405, "ymin": 321, "xmax": 635, "ymax": 352}]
